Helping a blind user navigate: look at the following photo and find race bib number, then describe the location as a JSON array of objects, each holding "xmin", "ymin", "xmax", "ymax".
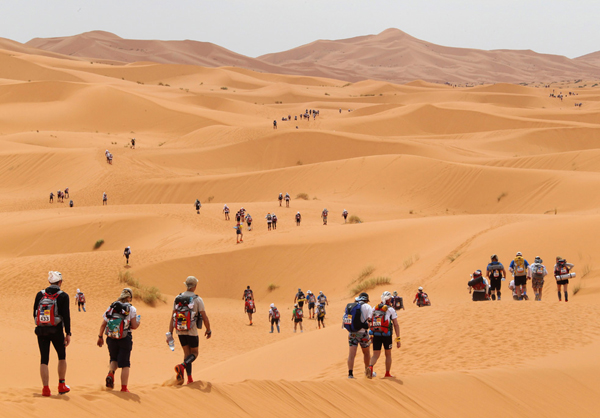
[
  {"xmin": 39, "ymin": 314, "xmax": 51, "ymax": 323},
  {"xmin": 343, "ymin": 315, "xmax": 352, "ymax": 325},
  {"xmin": 373, "ymin": 318, "xmax": 382, "ymax": 328}
]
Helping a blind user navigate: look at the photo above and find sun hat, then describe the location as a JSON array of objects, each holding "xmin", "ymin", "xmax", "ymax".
[{"xmin": 48, "ymin": 271, "xmax": 62, "ymax": 283}]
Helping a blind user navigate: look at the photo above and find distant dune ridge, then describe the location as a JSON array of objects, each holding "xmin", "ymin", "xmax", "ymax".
[
  {"xmin": 12, "ymin": 28, "xmax": 599, "ymax": 84},
  {"xmin": 2, "ymin": 27, "xmax": 600, "ymax": 418}
]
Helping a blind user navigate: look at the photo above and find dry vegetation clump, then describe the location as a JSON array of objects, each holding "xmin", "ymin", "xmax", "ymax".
[{"xmin": 118, "ymin": 271, "xmax": 166, "ymax": 306}]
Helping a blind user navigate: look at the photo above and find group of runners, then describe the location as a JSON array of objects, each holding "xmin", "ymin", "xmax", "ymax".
[
  {"xmin": 468, "ymin": 252, "xmax": 576, "ymax": 302},
  {"xmin": 48, "ymin": 188, "xmax": 73, "ymax": 207}
]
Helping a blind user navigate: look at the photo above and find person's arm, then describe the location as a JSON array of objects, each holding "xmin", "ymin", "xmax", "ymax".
[
  {"xmin": 392, "ymin": 318, "xmax": 401, "ymax": 348},
  {"xmin": 59, "ymin": 293, "xmax": 72, "ymax": 340},
  {"xmin": 129, "ymin": 307, "xmax": 139, "ymax": 330},
  {"xmin": 33, "ymin": 291, "xmax": 42, "ymax": 319},
  {"xmin": 168, "ymin": 310, "xmax": 174, "ymax": 335},
  {"xmin": 526, "ymin": 266, "xmax": 532, "ymax": 279},
  {"xmin": 200, "ymin": 310, "xmax": 211, "ymax": 339},
  {"xmin": 97, "ymin": 320, "xmax": 107, "ymax": 347}
]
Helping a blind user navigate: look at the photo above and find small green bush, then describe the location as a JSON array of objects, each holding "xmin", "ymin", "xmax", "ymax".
[
  {"xmin": 268, "ymin": 283, "xmax": 279, "ymax": 292},
  {"xmin": 348, "ymin": 215, "xmax": 362, "ymax": 224},
  {"xmin": 94, "ymin": 239, "xmax": 104, "ymax": 249},
  {"xmin": 356, "ymin": 265, "xmax": 375, "ymax": 283},
  {"xmin": 296, "ymin": 193, "xmax": 309, "ymax": 200},
  {"xmin": 351, "ymin": 277, "xmax": 391, "ymax": 295},
  {"xmin": 118, "ymin": 271, "xmax": 165, "ymax": 306}
]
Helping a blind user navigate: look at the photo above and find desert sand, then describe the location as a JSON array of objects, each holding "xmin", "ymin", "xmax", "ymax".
[{"xmin": 1, "ymin": 42, "xmax": 600, "ymax": 418}]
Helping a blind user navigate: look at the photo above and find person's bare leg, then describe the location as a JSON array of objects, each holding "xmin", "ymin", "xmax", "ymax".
[
  {"xmin": 347, "ymin": 346, "xmax": 358, "ymax": 371},
  {"xmin": 40, "ymin": 364, "xmax": 49, "ymax": 386},
  {"xmin": 361, "ymin": 346, "xmax": 371, "ymax": 368},
  {"xmin": 370, "ymin": 350, "xmax": 381, "ymax": 367},
  {"xmin": 58, "ymin": 359, "xmax": 67, "ymax": 380},
  {"xmin": 120, "ymin": 367, "xmax": 130, "ymax": 386},
  {"xmin": 384, "ymin": 349, "xmax": 392, "ymax": 372}
]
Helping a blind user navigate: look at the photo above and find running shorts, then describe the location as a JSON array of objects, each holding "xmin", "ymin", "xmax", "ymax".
[
  {"xmin": 556, "ymin": 279, "xmax": 569, "ymax": 285},
  {"xmin": 107, "ymin": 334, "xmax": 133, "ymax": 368},
  {"xmin": 514, "ymin": 275, "xmax": 527, "ymax": 286},
  {"xmin": 178, "ymin": 334, "xmax": 199, "ymax": 349},
  {"xmin": 489, "ymin": 278, "xmax": 502, "ymax": 291},
  {"xmin": 348, "ymin": 331, "xmax": 370, "ymax": 348},
  {"xmin": 372, "ymin": 335, "xmax": 393, "ymax": 351}
]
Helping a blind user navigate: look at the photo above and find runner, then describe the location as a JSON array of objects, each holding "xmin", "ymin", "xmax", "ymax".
[
  {"xmin": 195, "ymin": 199, "xmax": 201, "ymax": 214},
  {"xmin": 391, "ymin": 291, "xmax": 404, "ymax": 311},
  {"xmin": 317, "ymin": 291, "xmax": 328, "ymax": 307},
  {"xmin": 244, "ymin": 296, "xmax": 256, "ymax": 325},
  {"xmin": 57, "ymin": 190, "xmax": 63, "ymax": 203},
  {"xmin": 273, "ymin": 120, "xmax": 277, "ymax": 129},
  {"xmin": 245, "ymin": 212, "xmax": 253, "ymax": 231},
  {"xmin": 269, "ymin": 303, "xmax": 281, "ymax": 333},
  {"xmin": 294, "ymin": 288, "xmax": 306, "ymax": 308},
  {"xmin": 266, "ymin": 212, "xmax": 273, "ymax": 230},
  {"xmin": 49, "ymin": 192, "xmax": 54, "ymax": 203},
  {"xmin": 368, "ymin": 291, "xmax": 401, "ymax": 378},
  {"xmin": 322, "ymin": 208, "xmax": 328, "ymax": 225},
  {"xmin": 554, "ymin": 257, "xmax": 575, "ymax": 302},
  {"xmin": 342, "ymin": 209, "xmax": 348, "ymax": 223},
  {"xmin": 528, "ymin": 256, "xmax": 548, "ymax": 301},
  {"xmin": 292, "ymin": 303, "xmax": 303, "ymax": 333},
  {"xmin": 223, "ymin": 204, "xmax": 230, "ymax": 220},
  {"xmin": 235, "ymin": 210, "xmax": 241, "ymax": 224},
  {"xmin": 123, "ymin": 246, "xmax": 131, "ymax": 265},
  {"xmin": 102, "ymin": 192, "xmax": 107, "ymax": 206},
  {"xmin": 272, "ymin": 213, "xmax": 278, "ymax": 230},
  {"xmin": 131, "ymin": 138, "xmax": 136, "ymax": 149},
  {"xmin": 64, "ymin": 187, "xmax": 69, "ymax": 198},
  {"xmin": 34, "ymin": 271, "xmax": 71, "ymax": 396},
  {"xmin": 413, "ymin": 287, "xmax": 431, "ymax": 307},
  {"xmin": 314, "ymin": 302, "xmax": 326, "ymax": 328},
  {"xmin": 107, "ymin": 153, "xmax": 113, "ymax": 165},
  {"xmin": 243, "ymin": 286, "xmax": 254, "ymax": 301},
  {"xmin": 75, "ymin": 289, "xmax": 86, "ymax": 312},
  {"xmin": 306, "ymin": 290, "xmax": 316, "ymax": 319},
  {"xmin": 235, "ymin": 222, "xmax": 243, "ymax": 244},
  {"xmin": 278, "ymin": 193, "xmax": 283, "ymax": 207},
  {"xmin": 468, "ymin": 270, "xmax": 490, "ymax": 301},
  {"xmin": 509, "ymin": 252, "xmax": 530, "ymax": 300},
  {"xmin": 343, "ymin": 292, "xmax": 372, "ymax": 379},
  {"xmin": 285, "ymin": 193, "xmax": 290, "ymax": 207},
  {"xmin": 97, "ymin": 288, "xmax": 139, "ymax": 393},
  {"xmin": 295, "ymin": 211, "xmax": 301, "ymax": 226},
  {"xmin": 69, "ymin": 200, "xmax": 73, "ymax": 208},
  {"xmin": 168, "ymin": 276, "xmax": 211, "ymax": 385},
  {"xmin": 486, "ymin": 254, "xmax": 506, "ymax": 301},
  {"xmin": 239, "ymin": 207, "xmax": 246, "ymax": 223}
]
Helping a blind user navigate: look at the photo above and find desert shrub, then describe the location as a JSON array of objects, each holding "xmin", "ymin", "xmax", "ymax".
[
  {"xmin": 356, "ymin": 265, "xmax": 375, "ymax": 283},
  {"xmin": 497, "ymin": 192, "xmax": 507, "ymax": 202},
  {"xmin": 351, "ymin": 277, "xmax": 391, "ymax": 295},
  {"xmin": 404, "ymin": 254, "xmax": 420, "ymax": 270},
  {"xmin": 573, "ymin": 284, "xmax": 581, "ymax": 295},
  {"xmin": 220, "ymin": 86, "xmax": 228, "ymax": 90},
  {"xmin": 348, "ymin": 215, "xmax": 362, "ymax": 224},
  {"xmin": 94, "ymin": 239, "xmax": 104, "ymax": 249},
  {"xmin": 268, "ymin": 283, "xmax": 279, "ymax": 292},
  {"xmin": 118, "ymin": 271, "xmax": 165, "ymax": 306},
  {"xmin": 207, "ymin": 196, "xmax": 214, "ymax": 203},
  {"xmin": 448, "ymin": 251, "xmax": 462, "ymax": 263},
  {"xmin": 296, "ymin": 193, "xmax": 309, "ymax": 200}
]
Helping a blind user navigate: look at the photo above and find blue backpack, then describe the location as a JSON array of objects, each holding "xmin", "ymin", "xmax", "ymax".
[{"xmin": 343, "ymin": 302, "xmax": 368, "ymax": 332}]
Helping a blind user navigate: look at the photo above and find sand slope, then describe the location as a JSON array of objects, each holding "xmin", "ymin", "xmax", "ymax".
[{"xmin": 1, "ymin": 46, "xmax": 600, "ymax": 417}]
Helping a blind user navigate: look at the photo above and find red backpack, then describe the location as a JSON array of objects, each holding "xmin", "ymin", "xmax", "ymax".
[
  {"xmin": 246, "ymin": 300, "xmax": 255, "ymax": 310},
  {"xmin": 272, "ymin": 307, "xmax": 280, "ymax": 319},
  {"xmin": 371, "ymin": 304, "xmax": 391, "ymax": 336},
  {"xmin": 35, "ymin": 291, "xmax": 63, "ymax": 326},
  {"xmin": 295, "ymin": 308, "xmax": 303, "ymax": 319}
]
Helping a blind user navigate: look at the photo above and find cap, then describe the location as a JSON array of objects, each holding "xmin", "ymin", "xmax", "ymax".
[
  {"xmin": 516, "ymin": 251, "xmax": 522, "ymax": 256},
  {"xmin": 381, "ymin": 291, "xmax": 392, "ymax": 303},
  {"xmin": 307, "ymin": 290, "xmax": 312, "ymax": 294},
  {"xmin": 77, "ymin": 288, "xmax": 80, "ymax": 293},
  {"xmin": 393, "ymin": 291, "xmax": 398, "ymax": 296},
  {"xmin": 120, "ymin": 288, "xmax": 133, "ymax": 300},
  {"xmin": 270, "ymin": 303, "xmax": 275, "ymax": 308},
  {"xmin": 491, "ymin": 254, "xmax": 498, "ymax": 260},
  {"xmin": 418, "ymin": 286, "xmax": 423, "ymax": 291},
  {"xmin": 48, "ymin": 271, "xmax": 62, "ymax": 283},
  {"xmin": 184, "ymin": 276, "xmax": 198, "ymax": 287}
]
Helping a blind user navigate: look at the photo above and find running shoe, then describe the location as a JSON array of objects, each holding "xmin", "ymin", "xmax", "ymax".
[
  {"xmin": 348, "ymin": 374, "xmax": 355, "ymax": 379},
  {"xmin": 384, "ymin": 372, "xmax": 394, "ymax": 378},
  {"xmin": 365, "ymin": 366, "xmax": 373, "ymax": 379},
  {"xmin": 58, "ymin": 383, "xmax": 70, "ymax": 395},
  {"xmin": 175, "ymin": 364, "xmax": 185, "ymax": 384},
  {"xmin": 121, "ymin": 387, "xmax": 130, "ymax": 393},
  {"xmin": 187, "ymin": 376, "xmax": 194, "ymax": 384},
  {"xmin": 523, "ymin": 294, "xmax": 529, "ymax": 300},
  {"xmin": 106, "ymin": 371, "xmax": 114, "ymax": 389},
  {"xmin": 42, "ymin": 386, "xmax": 51, "ymax": 397}
]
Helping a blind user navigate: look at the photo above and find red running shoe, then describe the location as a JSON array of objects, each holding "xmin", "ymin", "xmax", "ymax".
[
  {"xmin": 187, "ymin": 376, "xmax": 194, "ymax": 384},
  {"xmin": 106, "ymin": 371, "xmax": 114, "ymax": 389},
  {"xmin": 58, "ymin": 383, "xmax": 70, "ymax": 395},
  {"xmin": 42, "ymin": 386, "xmax": 51, "ymax": 397},
  {"xmin": 175, "ymin": 364, "xmax": 185, "ymax": 385}
]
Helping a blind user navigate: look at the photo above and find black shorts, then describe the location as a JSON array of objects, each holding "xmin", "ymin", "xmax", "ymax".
[
  {"xmin": 247, "ymin": 222, "xmax": 252, "ymax": 227},
  {"xmin": 372, "ymin": 335, "xmax": 393, "ymax": 351},
  {"xmin": 308, "ymin": 302, "xmax": 315, "ymax": 309},
  {"xmin": 78, "ymin": 301, "xmax": 85, "ymax": 307},
  {"xmin": 178, "ymin": 334, "xmax": 199, "ymax": 349},
  {"xmin": 514, "ymin": 276, "xmax": 527, "ymax": 286},
  {"xmin": 556, "ymin": 279, "xmax": 569, "ymax": 285},
  {"xmin": 294, "ymin": 318, "xmax": 303, "ymax": 323},
  {"xmin": 298, "ymin": 301, "xmax": 304, "ymax": 308},
  {"xmin": 472, "ymin": 291, "xmax": 488, "ymax": 301},
  {"xmin": 107, "ymin": 334, "xmax": 133, "ymax": 368},
  {"xmin": 36, "ymin": 327, "xmax": 66, "ymax": 365},
  {"xmin": 271, "ymin": 318, "xmax": 280, "ymax": 325},
  {"xmin": 489, "ymin": 278, "xmax": 502, "ymax": 291},
  {"xmin": 236, "ymin": 229, "xmax": 241, "ymax": 235}
]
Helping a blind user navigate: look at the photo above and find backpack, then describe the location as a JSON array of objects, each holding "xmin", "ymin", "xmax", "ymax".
[
  {"xmin": 555, "ymin": 263, "xmax": 570, "ymax": 276},
  {"xmin": 272, "ymin": 307, "xmax": 280, "ymax": 319},
  {"xmin": 247, "ymin": 215, "xmax": 252, "ymax": 222},
  {"xmin": 124, "ymin": 247, "xmax": 130, "ymax": 255},
  {"xmin": 392, "ymin": 296, "xmax": 404, "ymax": 311},
  {"xmin": 531, "ymin": 264, "xmax": 545, "ymax": 279},
  {"xmin": 106, "ymin": 301, "xmax": 131, "ymax": 339},
  {"xmin": 297, "ymin": 292, "xmax": 305, "ymax": 301},
  {"xmin": 489, "ymin": 263, "xmax": 502, "ymax": 278},
  {"xmin": 35, "ymin": 290, "xmax": 63, "ymax": 327},
  {"xmin": 245, "ymin": 299, "xmax": 255, "ymax": 311},
  {"xmin": 267, "ymin": 214, "xmax": 272, "ymax": 221},
  {"xmin": 295, "ymin": 308, "xmax": 303, "ymax": 319},
  {"xmin": 343, "ymin": 302, "xmax": 368, "ymax": 332},
  {"xmin": 322, "ymin": 210, "xmax": 328, "ymax": 216},
  {"xmin": 244, "ymin": 289, "xmax": 253, "ymax": 299},
  {"xmin": 316, "ymin": 305, "xmax": 325, "ymax": 318},
  {"xmin": 279, "ymin": 193, "xmax": 283, "ymax": 199},
  {"xmin": 173, "ymin": 294, "xmax": 198, "ymax": 332},
  {"xmin": 514, "ymin": 257, "xmax": 526, "ymax": 275},
  {"xmin": 296, "ymin": 213, "xmax": 301, "ymax": 220},
  {"xmin": 76, "ymin": 292, "xmax": 85, "ymax": 303},
  {"xmin": 417, "ymin": 292, "xmax": 431, "ymax": 306},
  {"xmin": 371, "ymin": 304, "xmax": 392, "ymax": 336},
  {"xmin": 272, "ymin": 215, "xmax": 278, "ymax": 222}
]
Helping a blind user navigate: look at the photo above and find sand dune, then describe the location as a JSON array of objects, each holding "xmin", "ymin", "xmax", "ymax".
[{"xmin": 1, "ymin": 45, "xmax": 600, "ymax": 417}]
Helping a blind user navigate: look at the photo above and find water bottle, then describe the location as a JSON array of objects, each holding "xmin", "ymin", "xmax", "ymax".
[
  {"xmin": 166, "ymin": 332, "xmax": 175, "ymax": 351},
  {"xmin": 136, "ymin": 314, "xmax": 141, "ymax": 324}
]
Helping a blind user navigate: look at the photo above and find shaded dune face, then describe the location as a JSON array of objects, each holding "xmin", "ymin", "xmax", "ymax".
[{"xmin": 1, "ymin": 43, "xmax": 600, "ymax": 417}]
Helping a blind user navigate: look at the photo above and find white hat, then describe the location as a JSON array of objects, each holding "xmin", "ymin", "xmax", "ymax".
[
  {"xmin": 77, "ymin": 288, "xmax": 80, "ymax": 293},
  {"xmin": 270, "ymin": 303, "xmax": 275, "ymax": 308},
  {"xmin": 48, "ymin": 271, "xmax": 62, "ymax": 283},
  {"xmin": 516, "ymin": 251, "xmax": 522, "ymax": 256},
  {"xmin": 418, "ymin": 286, "xmax": 423, "ymax": 291}
]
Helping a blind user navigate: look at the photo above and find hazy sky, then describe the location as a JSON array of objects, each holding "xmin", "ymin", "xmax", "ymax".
[{"xmin": 3, "ymin": 0, "xmax": 599, "ymax": 58}]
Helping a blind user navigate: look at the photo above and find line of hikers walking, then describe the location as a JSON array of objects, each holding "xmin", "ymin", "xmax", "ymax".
[{"xmin": 468, "ymin": 253, "xmax": 576, "ymax": 302}]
